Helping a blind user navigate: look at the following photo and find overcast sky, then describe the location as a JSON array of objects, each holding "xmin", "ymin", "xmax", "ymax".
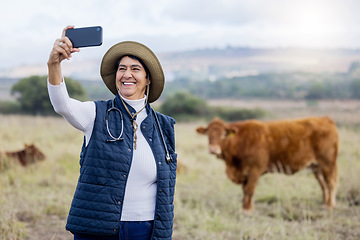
[{"xmin": 1, "ymin": 0, "xmax": 360, "ymax": 69}]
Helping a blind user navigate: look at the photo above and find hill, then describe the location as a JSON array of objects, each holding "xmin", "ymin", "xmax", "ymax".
[
  {"xmin": 159, "ymin": 47, "xmax": 360, "ymax": 81},
  {"xmin": 1, "ymin": 47, "xmax": 360, "ymax": 101},
  {"xmin": 2, "ymin": 47, "xmax": 360, "ymax": 81}
]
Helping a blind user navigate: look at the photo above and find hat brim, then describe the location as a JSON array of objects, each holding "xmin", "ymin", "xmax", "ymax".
[{"xmin": 100, "ymin": 41, "xmax": 164, "ymax": 103}]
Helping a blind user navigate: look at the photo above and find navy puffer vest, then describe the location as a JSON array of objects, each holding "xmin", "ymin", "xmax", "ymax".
[{"xmin": 66, "ymin": 94, "xmax": 177, "ymax": 239}]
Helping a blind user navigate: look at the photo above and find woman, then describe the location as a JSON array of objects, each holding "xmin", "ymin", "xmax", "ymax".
[{"xmin": 47, "ymin": 26, "xmax": 177, "ymax": 240}]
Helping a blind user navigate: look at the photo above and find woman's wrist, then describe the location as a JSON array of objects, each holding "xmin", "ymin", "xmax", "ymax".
[{"xmin": 47, "ymin": 63, "xmax": 63, "ymax": 85}]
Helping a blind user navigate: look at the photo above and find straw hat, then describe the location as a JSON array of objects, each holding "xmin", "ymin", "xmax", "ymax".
[{"xmin": 100, "ymin": 41, "xmax": 164, "ymax": 103}]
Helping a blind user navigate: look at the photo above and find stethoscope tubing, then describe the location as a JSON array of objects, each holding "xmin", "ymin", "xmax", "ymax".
[{"xmin": 105, "ymin": 99, "xmax": 124, "ymax": 142}]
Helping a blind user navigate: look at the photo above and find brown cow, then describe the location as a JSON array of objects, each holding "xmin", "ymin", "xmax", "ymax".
[
  {"xmin": 196, "ymin": 117, "xmax": 338, "ymax": 212},
  {"xmin": 4, "ymin": 144, "xmax": 46, "ymax": 167},
  {"xmin": 177, "ymin": 160, "xmax": 189, "ymax": 174}
]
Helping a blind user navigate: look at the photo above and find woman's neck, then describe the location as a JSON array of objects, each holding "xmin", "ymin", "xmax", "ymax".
[{"xmin": 120, "ymin": 94, "xmax": 146, "ymax": 112}]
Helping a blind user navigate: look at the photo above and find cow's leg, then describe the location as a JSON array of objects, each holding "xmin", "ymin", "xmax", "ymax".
[
  {"xmin": 312, "ymin": 165, "xmax": 328, "ymax": 205},
  {"xmin": 313, "ymin": 163, "xmax": 338, "ymax": 209},
  {"xmin": 241, "ymin": 170, "xmax": 261, "ymax": 213},
  {"xmin": 321, "ymin": 163, "xmax": 338, "ymax": 209},
  {"xmin": 314, "ymin": 137, "xmax": 338, "ymax": 209}
]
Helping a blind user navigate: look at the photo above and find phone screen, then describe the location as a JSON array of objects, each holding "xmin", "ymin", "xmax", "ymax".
[{"xmin": 65, "ymin": 26, "xmax": 103, "ymax": 48}]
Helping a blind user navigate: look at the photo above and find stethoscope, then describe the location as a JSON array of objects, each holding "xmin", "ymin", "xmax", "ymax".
[
  {"xmin": 105, "ymin": 99, "xmax": 124, "ymax": 142},
  {"xmin": 104, "ymin": 98, "xmax": 173, "ymax": 163}
]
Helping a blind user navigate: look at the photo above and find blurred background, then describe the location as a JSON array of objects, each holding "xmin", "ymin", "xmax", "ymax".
[
  {"xmin": 1, "ymin": 0, "xmax": 360, "ymax": 111},
  {"xmin": 1, "ymin": 1, "xmax": 360, "ymax": 239}
]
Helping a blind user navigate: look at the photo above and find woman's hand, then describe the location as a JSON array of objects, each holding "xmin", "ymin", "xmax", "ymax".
[
  {"xmin": 47, "ymin": 26, "xmax": 80, "ymax": 85},
  {"xmin": 47, "ymin": 25, "xmax": 80, "ymax": 66}
]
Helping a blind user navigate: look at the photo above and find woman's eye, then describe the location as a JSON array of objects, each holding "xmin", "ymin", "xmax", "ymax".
[
  {"xmin": 118, "ymin": 67, "xmax": 126, "ymax": 71},
  {"xmin": 133, "ymin": 68, "xmax": 140, "ymax": 71}
]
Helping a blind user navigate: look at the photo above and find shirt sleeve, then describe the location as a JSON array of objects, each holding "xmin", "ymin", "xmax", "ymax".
[{"xmin": 47, "ymin": 79, "xmax": 95, "ymax": 145}]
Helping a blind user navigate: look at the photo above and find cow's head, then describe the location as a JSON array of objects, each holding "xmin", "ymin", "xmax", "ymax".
[
  {"xmin": 24, "ymin": 144, "xmax": 46, "ymax": 163},
  {"xmin": 196, "ymin": 118, "xmax": 236, "ymax": 156}
]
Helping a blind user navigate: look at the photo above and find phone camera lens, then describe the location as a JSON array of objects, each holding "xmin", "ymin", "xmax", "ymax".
[{"xmin": 97, "ymin": 27, "xmax": 101, "ymax": 31}]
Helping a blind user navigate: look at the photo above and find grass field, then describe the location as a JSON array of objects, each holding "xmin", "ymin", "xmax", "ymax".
[{"xmin": 0, "ymin": 99, "xmax": 360, "ymax": 240}]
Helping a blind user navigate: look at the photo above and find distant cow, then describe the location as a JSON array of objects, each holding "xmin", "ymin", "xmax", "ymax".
[
  {"xmin": 4, "ymin": 144, "xmax": 46, "ymax": 167},
  {"xmin": 177, "ymin": 160, "xmax": 189, "ymax": 174},
  {"xmin": 196, "ymin": 117, "xmax": 338, "ymax": 212}
]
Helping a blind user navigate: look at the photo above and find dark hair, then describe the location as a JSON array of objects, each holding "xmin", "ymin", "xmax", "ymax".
[{"xmin": 116, "ymin": 55, "xmax": 150, "ymax": 79}]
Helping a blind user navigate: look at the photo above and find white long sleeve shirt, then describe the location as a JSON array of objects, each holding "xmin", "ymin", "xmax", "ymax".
[{"xmin": 48, "ymin": 80, "xmax": 157, "ymax": 221}]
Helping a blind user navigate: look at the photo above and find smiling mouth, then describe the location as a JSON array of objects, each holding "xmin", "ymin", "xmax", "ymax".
[{"xmin": 123, "ymin": 82, "xmax": 136, "ymax": 85}]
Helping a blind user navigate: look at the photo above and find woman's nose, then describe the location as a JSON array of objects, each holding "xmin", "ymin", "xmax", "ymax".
[{"xmin": 123, "ymin": 70, "xmax": 132, "ymax": 79}]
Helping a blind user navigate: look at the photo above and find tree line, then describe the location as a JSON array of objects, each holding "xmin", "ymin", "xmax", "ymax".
[
  {"xmin": 163, "ymin": 62, "xmax": 360, "ymax": 100},
  {"xmin": 1, "ymin": 61, "xmax": 360, "ymax": 117},
  {"xmin": 1, "ymin": 75, "xmax": 264, "ymax": 121},
  {"xmin": 0, "ymin": 76, "xmax": 85, "ymax": 115}
]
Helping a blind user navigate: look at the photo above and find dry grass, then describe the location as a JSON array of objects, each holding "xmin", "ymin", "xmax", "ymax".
[
  {"xmin": 0, "ymin": 115, "xmax": 80, "ymax": 240},
  {"xmin": 0, "ymin": 100, "xmax": 360, "ymax": 240}
]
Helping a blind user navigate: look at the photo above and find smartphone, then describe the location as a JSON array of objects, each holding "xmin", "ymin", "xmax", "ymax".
[{"xmin": 65, "ymin": 26, "xmax": 103, "ymax": 48}]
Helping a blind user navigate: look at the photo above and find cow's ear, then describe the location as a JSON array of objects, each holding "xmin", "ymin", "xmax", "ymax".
[
  {"xmin": 24, "ymin": 143, "xmax": 29, "ymax": 147},
  {"xmin": 196, "ymin": 127, "xmax": 207, "ymax": 135},
  {"xmin": 225, "ymin": 127, "xmax": 237, "ymax": 137}
]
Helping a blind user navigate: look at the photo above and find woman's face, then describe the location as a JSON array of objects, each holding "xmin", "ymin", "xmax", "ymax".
[{"xmin": 115, "ymin": 56, "xmax": 149, "ymax": 100}]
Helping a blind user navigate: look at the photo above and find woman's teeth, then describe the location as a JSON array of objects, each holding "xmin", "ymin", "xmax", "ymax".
[{"xmin": 123, "ymin": 82, "xmax": 135, "ymax": 85}]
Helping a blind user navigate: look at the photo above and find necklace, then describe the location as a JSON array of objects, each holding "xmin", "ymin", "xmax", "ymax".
[{"xmin": 119, "ymin": 86, "xmax": 149, "ymax": 150}]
